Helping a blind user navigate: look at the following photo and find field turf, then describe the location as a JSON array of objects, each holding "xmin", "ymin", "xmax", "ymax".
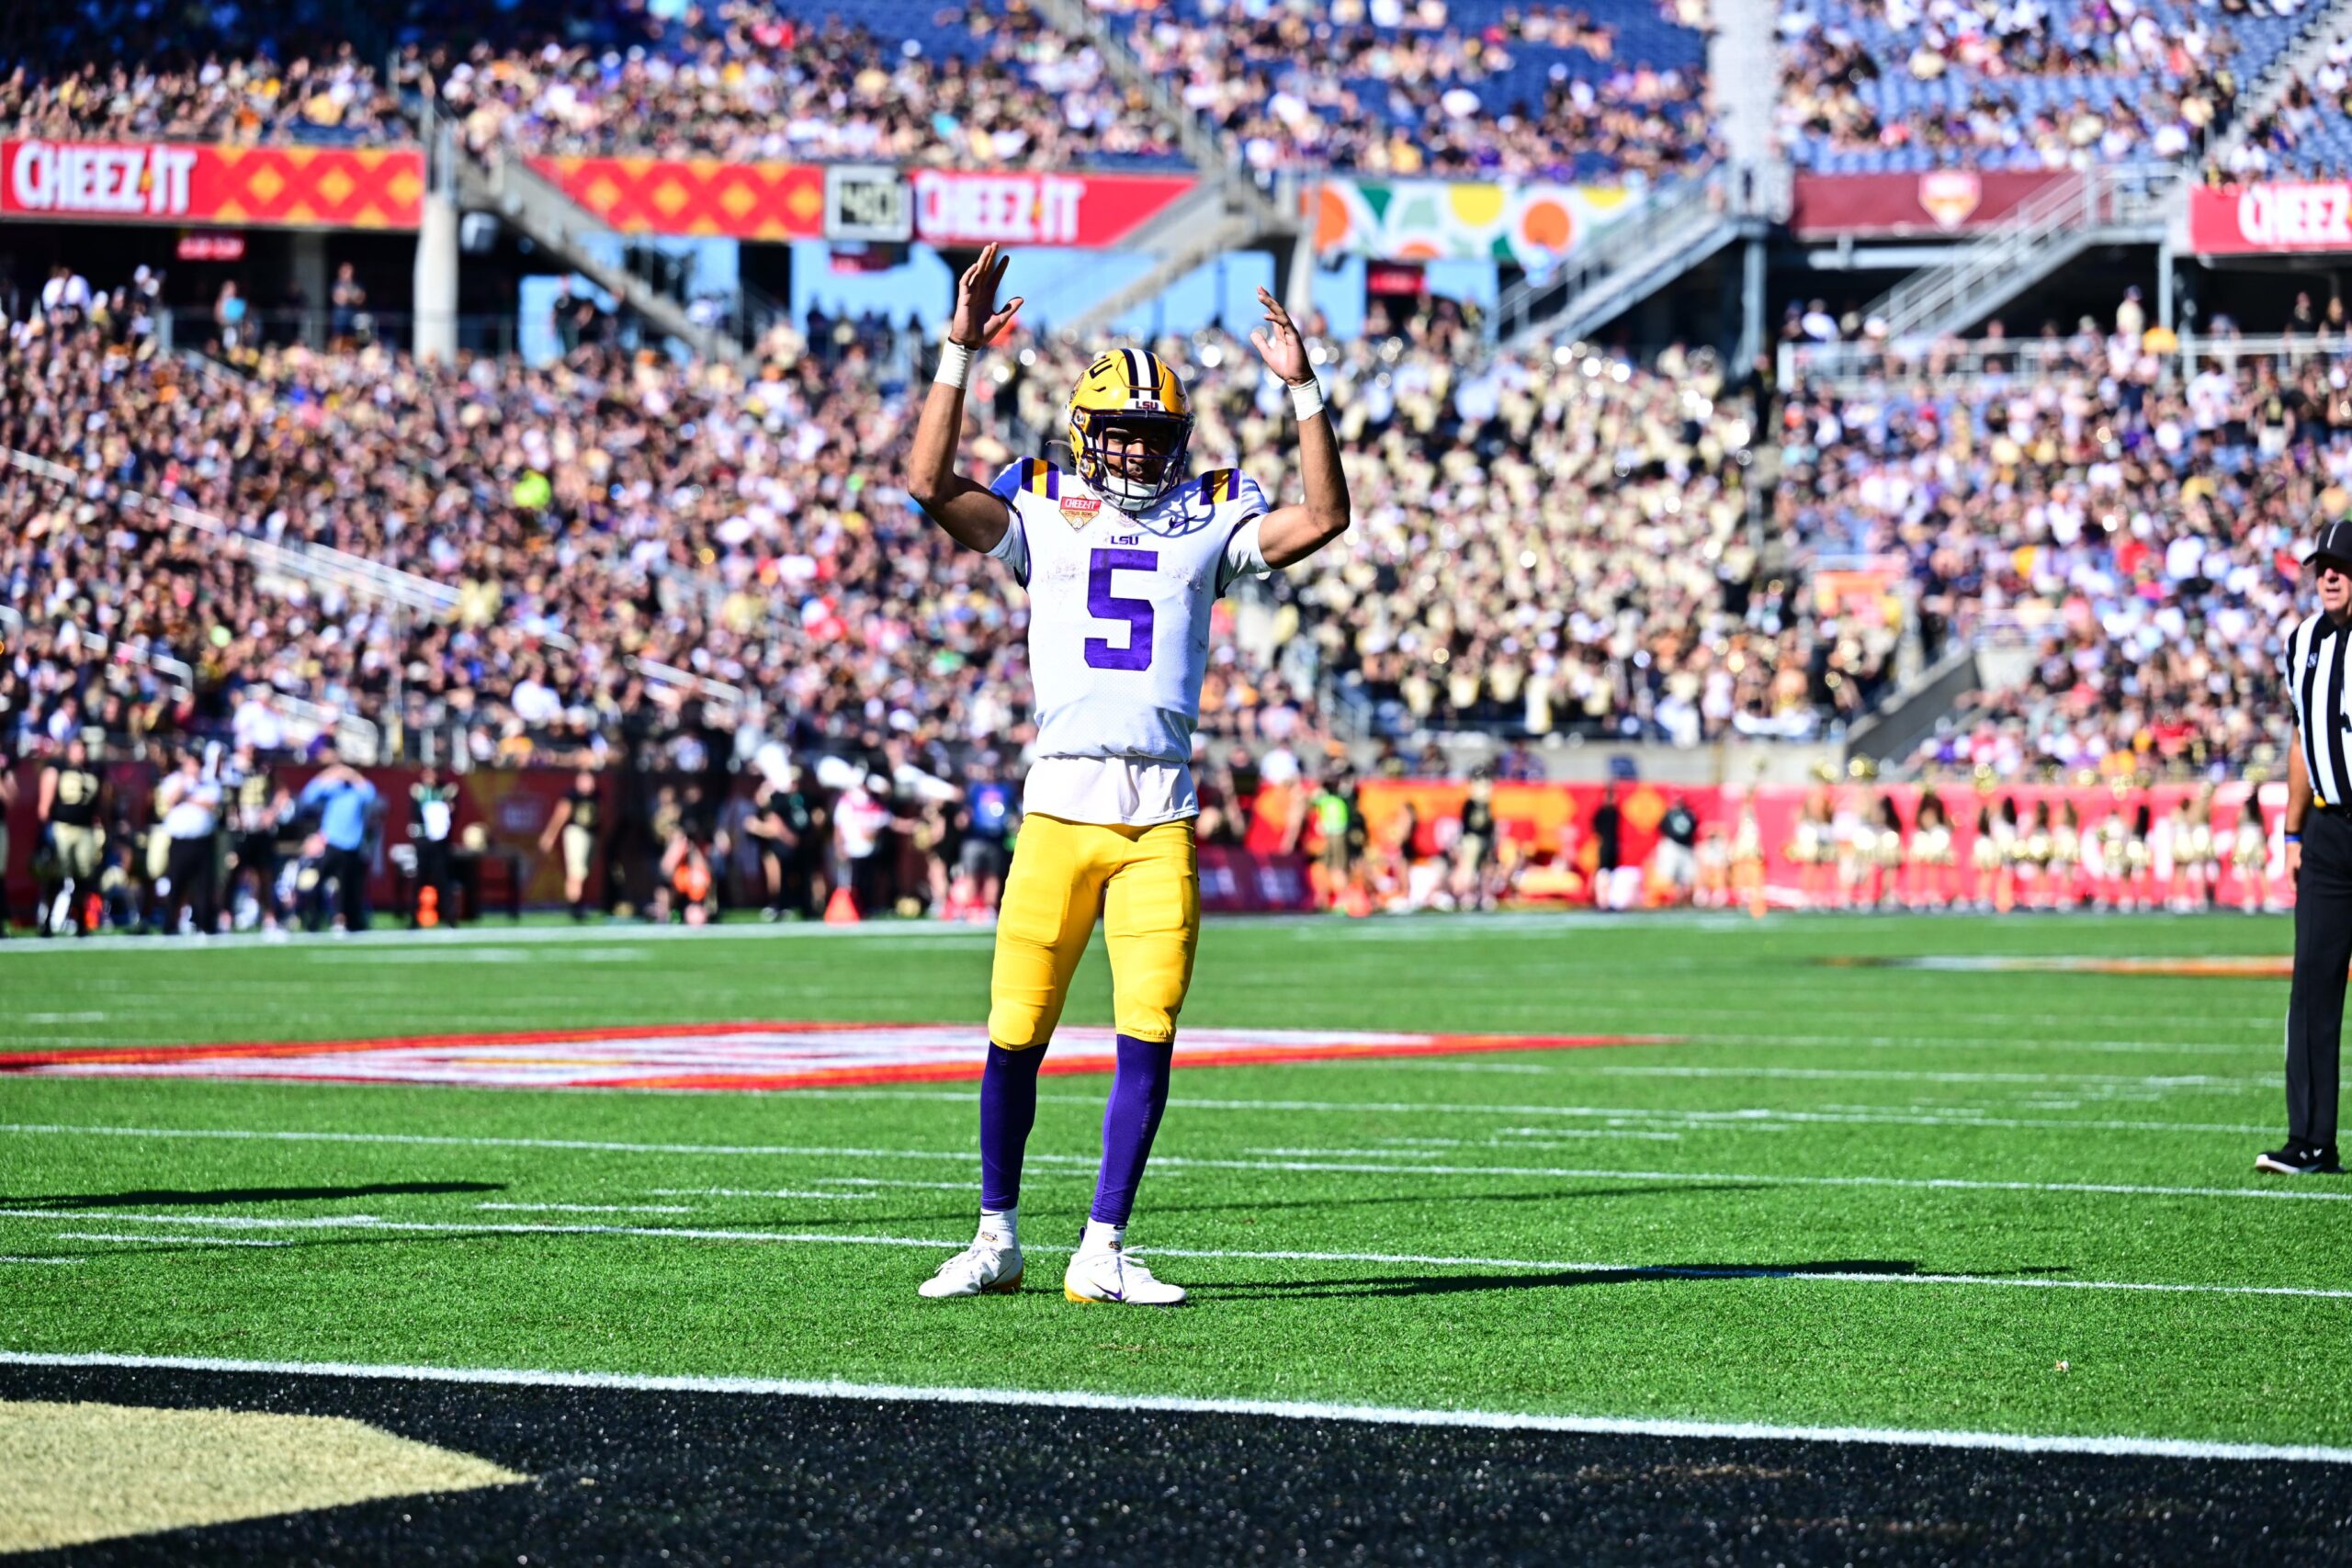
[{"xmin": 4, "ymin": 910, "xmax": 2352, "ymax": 1560}]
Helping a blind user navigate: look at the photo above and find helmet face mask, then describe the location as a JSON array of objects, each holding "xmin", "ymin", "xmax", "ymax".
[{"xmin": 1069, "ymin": 350, "xmax": 1193, "ymax": 513}]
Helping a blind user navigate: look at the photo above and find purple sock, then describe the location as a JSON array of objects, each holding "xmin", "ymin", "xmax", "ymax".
[
  {"xmin": 979, "ymin": 1043, "xmax": 1046, "ymax": 1211},
  {"xmin": 1091, "ymin": 1033, "xmax": 1173, "ymax": 1226}
]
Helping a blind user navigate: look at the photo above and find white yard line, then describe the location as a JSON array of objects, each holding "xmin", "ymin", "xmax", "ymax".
[
  {"xmin": 3, "ymin": 1209, "xmax": 2348, "ymax": 1303},
  {"xmin": 0, "ymin": 1256, "xmax": 83, "ymax": 1265},
  {"xmin": 0, "ymin": 1348, "xmax": 2346, "ymax": 1467},
  {"xmin": 0, "ymin": 1123, "xmax": 2335, "ymax": 1203},
  {"xmin": 811, "ymin": 1089, "xmax": 2276, "ymax": 1135},
  {"xmin": 468, "ymin": 1213, "xmax": 686, "ymax": 1222},
  {"xmin": 646, "ymin": 1187, "xmax": 889, "ymax": 1200},
  {"xmin": 52, "ymin": 1232, "xmax": 289, "ymax": 1248},
  {"xmin": 1596, "ymin": 1066, "xmax": 2268, "ymax": 1088}
]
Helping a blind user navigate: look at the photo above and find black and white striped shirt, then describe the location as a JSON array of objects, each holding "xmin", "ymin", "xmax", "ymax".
[{"xmin": 2286, "ymin": 610, "xmax": 2352, "ymax": 808}]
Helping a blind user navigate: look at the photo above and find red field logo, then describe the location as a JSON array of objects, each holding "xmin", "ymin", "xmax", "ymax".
[{"xmin": 0, "ymin": 1023, "xmax": 1674, "ymax": 1092}]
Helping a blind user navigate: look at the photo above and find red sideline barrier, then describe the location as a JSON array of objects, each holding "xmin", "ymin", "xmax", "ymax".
[
  {"xmin": 1198, "ymin": 846, "xmax": 1317, "ymax": 914},
  {"xmin": 1353, "ymin": 779, "xmax": 2288, "ymax": 909},
  {"xmin": 3, "ymin": 761, "xmax": 612, "ymax": 922}
]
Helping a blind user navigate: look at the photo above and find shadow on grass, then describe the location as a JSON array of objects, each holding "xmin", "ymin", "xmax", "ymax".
[
  {"xmin": 725, "ymin": 1183, "xmax": 1775, "ymax": 1233},
  {"xmin": 1189, "ymin": 1259, "xmax": 2079, "ymax": 1300},
  {"xmin": 6, "ymin": 1181, "xmax": 507, "ymax": 1209}
]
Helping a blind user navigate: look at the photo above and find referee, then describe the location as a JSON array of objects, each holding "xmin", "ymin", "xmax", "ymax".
[{"xmin": 2268, "ymin": 519, "xmax": 2352, "ymax": 1175}]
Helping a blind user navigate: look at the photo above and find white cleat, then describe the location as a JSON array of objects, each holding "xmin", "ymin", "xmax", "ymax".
[
  {"xmin": 1062, "ymin": 1246, "xmax": 1187, "ymax": 1306},
  {"xmin": 918, "ymin": 1239, "xmax": 1023, "ymax": 1298}
]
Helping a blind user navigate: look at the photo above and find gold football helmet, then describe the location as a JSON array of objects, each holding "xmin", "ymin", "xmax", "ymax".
[{"xmin": 1067, "ymin": 348, "xmax": 1193, "ymax": 513}]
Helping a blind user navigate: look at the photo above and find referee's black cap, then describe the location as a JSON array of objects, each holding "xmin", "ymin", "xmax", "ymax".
[{"xmin": 2311, "ymin": 519, "xmax": 2352, "ymax": 571}]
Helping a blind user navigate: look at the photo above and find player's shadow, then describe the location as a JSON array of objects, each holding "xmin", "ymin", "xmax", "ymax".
[
  {"xmin": 771, "ymin": 1184, "xmax": 1767, "ymax": 1231},
  {"xmin": 4, "ymin": 1181, "xmax": 507, "ymax": 1209},
  {"xmin": 1192, "ymin": 1259, "xmax": 2075, "ymax": 1300}
]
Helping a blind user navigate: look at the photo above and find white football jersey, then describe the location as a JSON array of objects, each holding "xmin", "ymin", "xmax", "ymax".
[{"xmin": 988, "ymin": 457, "xmax": 1271, "ymax": 824}]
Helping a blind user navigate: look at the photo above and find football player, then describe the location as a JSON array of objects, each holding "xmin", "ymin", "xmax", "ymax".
[{"xmin": 906, "ymin": 243, "xmax": 1351, "ymax": 1305}]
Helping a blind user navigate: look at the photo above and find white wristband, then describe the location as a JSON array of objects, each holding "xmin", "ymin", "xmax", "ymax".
[
  {"xmin": 1289, "ymin": 377, "xmax": 1324, "ymax": 423},
  {"xmin": 935, "ymin": 341, "xmax": 975, "ymax": 389}
]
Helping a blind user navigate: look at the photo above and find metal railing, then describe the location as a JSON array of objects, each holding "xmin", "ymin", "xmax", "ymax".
[
  {"xmin": 1492, "ymin": 163, "xmax": 1783, "ymax": 348},
  {"xmin": 4, "ymin": 446, "xmax": 460, "ymax": 621},
  {"xmin": 166, "ymin": 306, "xmax": 522, "ymax": 358},
  {"xmin": 1784, "ymin": 329, "xmax": 2352, "ymax": 394},
  {"xmin": 1868, "ymin": 165, "xmax": 2178, "ymax": 344}
]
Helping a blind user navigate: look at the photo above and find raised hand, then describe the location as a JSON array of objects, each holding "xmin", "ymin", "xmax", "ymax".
[
  {"xmin": 948, "ymin": 243, "xmax": 1023, "ymax": 349},
  {"xmin": 1249, "ymin": 286, "xmax": 1312, "ymax": 386}
]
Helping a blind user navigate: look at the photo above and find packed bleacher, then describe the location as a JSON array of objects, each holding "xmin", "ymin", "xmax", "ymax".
[
  {"xmin": 1776, "ymin": 0, "xmax": 2312, "ymax": 173},
  {"xmin": 2215, "ymin": 29, "xmax": 2352, "ymax": 178},
  {"xmin": 408, "ymin": 2, "xmax": 1187, "ymax": 168},
  {"xmin": 3, "ymin": 0, "xmax": 1715, "ymax": 178},
  {"xmin": 2, "ymin": 268, "xmax": 1815, "ymax": 774},
  {"xmin": 1111, "ymin": 0, "xmax": 1713, "ymax": 178},
  {"xmin": 1777, "ymin": 304, "xmax": 2316, "ymax": 781}
]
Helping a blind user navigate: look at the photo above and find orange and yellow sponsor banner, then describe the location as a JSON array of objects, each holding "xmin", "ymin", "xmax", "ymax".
[
  {"xmin": 0, "ymin": 139, "xmax": 423, "ymax": 228},
  {"xmin": 526, "ymin": 153, "xmax": 828, "ymax": 239}
]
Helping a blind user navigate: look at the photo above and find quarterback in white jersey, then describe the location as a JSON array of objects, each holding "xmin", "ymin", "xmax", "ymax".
[
  {"xmin": 986, "ymin": 443, "xmax": 1270, "ymax": 826},
  {"xmin": 906, "ymin": 243, "xmax": 1352, "ymax": 1306}
]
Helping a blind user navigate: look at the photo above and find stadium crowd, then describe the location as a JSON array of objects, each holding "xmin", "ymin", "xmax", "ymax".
[
  {"xmin": 409, "ymin": 4, "xmax": 1184, "ymax": 168},
  {"xmin": 5, "ymin": 258, "xmax": 2339, "ymax": 924},
  {"xmin": 1777, "ymin": 300, "xmax": 2319, "ymax": 781},
  {"xmin": 1118, "ymin": 3, "xmax": 1713, "ymax": 178}
]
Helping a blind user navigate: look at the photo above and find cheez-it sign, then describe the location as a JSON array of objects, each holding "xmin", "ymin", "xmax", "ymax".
[
  {"xmin": 910, "ymin": 169, "xmax": 1194, "ymax": 249},
  {"xmin": 0, "ymin": 139, "xmax": 424, "ymax": 229}
]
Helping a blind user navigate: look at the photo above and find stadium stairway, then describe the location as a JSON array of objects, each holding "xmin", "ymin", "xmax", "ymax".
[
  {"xmin": 393, "ymin": 95, "xmax": 738, "ymax": 369},
  {"xmin": 1493, "ymin": 164, "xmax": 1784, "ymax": 351},
  {"xmin": 1840, "ymin": 642, "xmax": 1984, "ymax": 770},
  {"xmin": 1018, "ymin": 0, "xmax": 1305, "ymax": 307},
  {"xmin": 1860, "ymin": 163, "xmax": 2180, "ymax": 344},
  {"xmin": 2199, "ymin": 0, "xmax": 2352, "ymax": 175}
]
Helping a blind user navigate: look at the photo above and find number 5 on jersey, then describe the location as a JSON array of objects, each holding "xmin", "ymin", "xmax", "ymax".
[{"xmin": 1085, "ymin": 547, "xmax": 1156, "ymax": 671}]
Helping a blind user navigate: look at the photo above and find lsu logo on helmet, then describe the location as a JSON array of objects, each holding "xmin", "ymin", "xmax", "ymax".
[{"xmin": 1068, "ymin": 349, "xmax": 1193, "ymax": 513}]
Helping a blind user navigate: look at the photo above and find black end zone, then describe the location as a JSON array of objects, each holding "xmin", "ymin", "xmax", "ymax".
[{"xmin": 3, "ymin": 1362, "xmax": 2347, "ymax": 1565}]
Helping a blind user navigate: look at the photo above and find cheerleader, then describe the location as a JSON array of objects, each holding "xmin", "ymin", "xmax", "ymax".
[
  {"xmin": 2049, "ymin": 802, "xmax": 2082, "ymax": 910},
  {"xmin": 1695, "ymin": 824, "xmax": 1732, "ymax": 910},
  {"xmin": 2016, "ymin": 800, "xmax": 2053, "ymax": 908},
  {"xmin": 2089, "ymin": 808, "xmax": 2126, "ymax": 910},
  {"xmin": 2121, "ymin": 803, "xmax": 2154, "ymax": 910},
  {"xmin": 1791, "ymin": 787, "xmax": 1834, "ymax": 908},
  {"xmin": 1831, "ymin": 787, "xmax": 1868, "ymax": 908},
  {"xmin": 2231, "ymin": 794, "xmax": 2270, "ymax": 913},
  {"xmin": 1867, "ymin": 793, "xmax": 1905, "ymax": 908},
  {"xmin": 2184, "ymin": 787, "xmax": 2221, "ymax": 910},
  {"xmin": 2155, "ymin": 797, "xmax": 2194, "ymax": 911},
  {"xmin": 1910, "ymin": 790, "xmax": 1955, "ymax": 908},
  {"xmin": 1971, "ymin": 803, "xmax": 2007, "ymax": 910},
  {"xmin": 1731, "ymin": 796, "xmax": 1766, "ymax": 916}
]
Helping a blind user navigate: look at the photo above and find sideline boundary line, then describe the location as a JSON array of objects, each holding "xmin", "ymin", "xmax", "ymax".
[
  {"xmin": 10, "ymin": 1209, "xmax": 2352, "ymax": 1302},
  {"xmin": 2, "ymin": 1123, "xmax": 2344, "ymax": 1203},
  {"xmin": 0, "ymin": 1350, "xmax": 2346, "ymax": 1466}
]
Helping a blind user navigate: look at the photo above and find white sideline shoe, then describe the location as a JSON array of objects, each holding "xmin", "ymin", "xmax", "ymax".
[
  {"xmin": 918, "ymin": 1239, "xmax": 1023, "ymax": 1298},
  {"xmin": 1062, "ymin": 1245, "xmax": 1187, "ymax": 1306}
]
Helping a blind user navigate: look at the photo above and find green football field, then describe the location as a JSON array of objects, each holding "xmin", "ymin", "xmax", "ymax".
[{"xmin": 1, "ymin": 911, "xmax": 2344, "ymax": 1450}]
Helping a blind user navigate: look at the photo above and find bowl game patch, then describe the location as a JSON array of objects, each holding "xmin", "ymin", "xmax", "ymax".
[{"xmin": 0, "ymin": 1023, "xmax": 1678, "ymax": 1092}]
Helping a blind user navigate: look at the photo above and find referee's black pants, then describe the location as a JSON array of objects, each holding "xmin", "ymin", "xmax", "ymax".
[
  {"xmin": 324, "ymin": 845, "xmax": 371, "ymax": 932},
  {"xmin": 163, "ymin": 834, "xmax": 218, "ymax": 937},
  {"xmin": 2287, "ymin": 807, "xmax": 2352, "ymax": 1150}
]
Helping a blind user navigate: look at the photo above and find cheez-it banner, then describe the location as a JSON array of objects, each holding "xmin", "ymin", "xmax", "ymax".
[
  {"xmin": 0, "ymin": 139, "xmax": 423, "ymax": 229},
  {"xmin": 910, "ymin": 169, "xmax": 1194, "ymax": 248},
  {"xmin": 526, "ymin": 154, "xmax": 828, "ymax": 240},
  {"xmin": 2188, "ymin": 182, "xmax": 2352, "ymax": 255}
]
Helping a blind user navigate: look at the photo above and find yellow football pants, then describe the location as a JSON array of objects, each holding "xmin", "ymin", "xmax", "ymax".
[{"xmin": 988, "ymin": 814, "xmax": 1199, "ymax": 1049}]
